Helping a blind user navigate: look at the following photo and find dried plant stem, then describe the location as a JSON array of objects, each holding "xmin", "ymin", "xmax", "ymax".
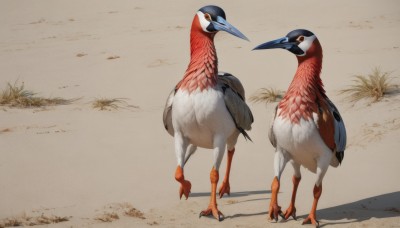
[
  {"xmin": 249, "ymin": 87, "xmax": 285, "ymax": 104},
  {"xmin": 92, "ymin": 98, "xmax": 139, "ymax": 111},
  {"xmin": 0, "ymin": 81, "xmax": 75, "ymax": 108},
  {"xmin": 340, "ymin": 67, "xmax": 398, "ymax": 103}
]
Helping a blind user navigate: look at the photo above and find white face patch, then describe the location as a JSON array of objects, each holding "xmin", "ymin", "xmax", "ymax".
[
  {"xmin": 297, "ymin": 35, "xmax": 316, "ymax": 56},
  {"xmin": 197, "ymin": 11, "xmax": 212, "ymax": 33}
]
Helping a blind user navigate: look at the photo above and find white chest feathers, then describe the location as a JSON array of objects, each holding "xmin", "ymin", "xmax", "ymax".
[
  {"xmin": 272, "ymin": 113, "xmax": 332, "ymax": 172},
  {"xmin": 172, "ymin": 87, "xmax": 236, "ymax": 148}
]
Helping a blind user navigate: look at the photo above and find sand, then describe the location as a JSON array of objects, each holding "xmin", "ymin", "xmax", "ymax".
[{"xmin": 1, "ymin": 0, "xmax": 399, "ymax": 227}]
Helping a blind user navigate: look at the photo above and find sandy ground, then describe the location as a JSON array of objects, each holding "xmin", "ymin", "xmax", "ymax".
[{"xmin": 1, "ymin": 0, "xmax": 400, "ymax": 227}]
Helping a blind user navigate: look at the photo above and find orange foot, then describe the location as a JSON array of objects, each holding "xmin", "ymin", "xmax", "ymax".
[
  {"xmin": 218, "ymin": 181, "xmax": 230, "ymax": 198},
  {"xmin": 199, "ymin": 204, "xmax": 224, "ymax": 221},
  {"xmin": 302, "ymin": 214, "xmax": 319, "ymax": 227},
  {"xmin": 269, "ymin": 203, "xmax": 284, "ymax": 222},
  {"xmin": 284, "ymin": 205, "xmax": 297, "ymax": 220},
  {"xmin": 179, "ymin": 180, "xmax": 191, "ymax": 200}
]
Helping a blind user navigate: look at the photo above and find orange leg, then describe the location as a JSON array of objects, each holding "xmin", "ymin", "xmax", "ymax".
[
  {"xmin": 219, "ymin": 148, "xmax": 235, "ymax": 198},
  {"xmin": 283, "ymin": 176, "xmax": 301, "ymax": 220},
  {"xmin": 302, "ymin": 184, "xmax": 322, "ymax": 227},
  {"xmin": 175, "ymin": 166, "xmax": 191, "ymax": 200},
  {"xmin": 269, "ymin": 176, "xmax": 284, "ymax": 221},
  {"xmin": 200, "ymin": 167, "xmax": 224, "ymax": 221}
]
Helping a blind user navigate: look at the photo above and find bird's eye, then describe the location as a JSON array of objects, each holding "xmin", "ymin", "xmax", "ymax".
[
  {"xmin": 204, "ymin": 13, "xmax": 212, "ymax": 21},
  {"xmin": 297, "ymin": 36, "xmax": 305, "ymax": 43}
]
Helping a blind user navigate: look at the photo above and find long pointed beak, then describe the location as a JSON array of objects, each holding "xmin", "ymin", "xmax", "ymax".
[
  {"xmin": 253, "ymin": 37, "xmax": 295, "ymax": 50},
  {"xmin": 211, "ymin": 16, "xmax": 249, "ymax": 41}
]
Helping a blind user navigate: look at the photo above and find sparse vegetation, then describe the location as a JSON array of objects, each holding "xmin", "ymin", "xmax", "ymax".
[
  {"xmin": 249, "ymin": 87, "xmax": 285, "ymax": 104},
  {"xmin": 92, "ymin": 98, "xmax": 125, "ymax": 110},
  {"xmin": 0, "ymin": 81, "xmax": 75, "ymax": 108},
  {"xmin": 124, "ymin": 207, "xmax": 145, "ymax": 219},
  {"xmin": 340, "ymin": 67, "xmax": 398, "ymax": 103},
  {"xmin": 91, "ymin": 98, "xmax": 138, "ymax": 111},
  {"xmin": 94, "ymin": 203, "xmax": 145, "ymax": 223},
  {"xmin": 95, "ymin": 212, "xmax": 119, "ymax": 222},
  {"xmin": 0, "ymin": 214, "xmax": 70, "ymax": 227}
]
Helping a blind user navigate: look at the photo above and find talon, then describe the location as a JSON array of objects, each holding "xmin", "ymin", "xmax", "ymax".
[
  {"xmin": 218, "ymin": 213, "xmax": 224, "ymax": 222},
  {"xmin": 200, "ymin": 205, "xmax": 224, "ymax": 221},
  {"xmin": 268, "ymin": 204, "xmax": 283, "ymax": 222},
  {"xmin": 284, "ymin": 206, "xmax": 297, "ymax": 220},
  {"xmin": 179, "ymin": 180, "xmax": 191, "ymax": 200},
  {"xmin": 302, "ymin": 214, "xmax": 319, "ymax": 227},
  {"xmin": 279, "ymin": 211, "xmax": 285, "ymax": 220},
  {"xmin": 218, "ymin": 181, "xmax": 230, "ymax": 198},
  {"xmin": 175, "ymin": 166, "xmax": 191, "ymax": 200}
]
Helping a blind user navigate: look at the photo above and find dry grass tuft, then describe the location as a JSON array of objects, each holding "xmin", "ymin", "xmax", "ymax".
[
  {"xmin": 249, "ymin": 87, "xmax": 285, "ymax": 104},
  {"xmin": 0, "ymin": 218, "xmax": 23, "ymax": 227},
  {"xmin": 340, "ymin": 67, "xmax": 398, "ymax": 103},
  {"xmin": 35, "ymin": 214, "xmax": 70, "ymax": 225},
  {"xmin": 95, "ymin": 203, "xmax": 146, "ymax": 223},
  {"xmin": 92, "ymin": 98, "xmax": 139, "ymax": 111},
  {"xmin": 95, "ymin": 212, "xmax": 119, "ymax": 223},
  {"xmin": 0, "ymin": 81, "xmax": 75, "ymax": 108},
  {"xmin": 124, "ymin": 207, "xmax": 145, "ymax": 219},
  {"xmin": 0, "ymin": 214, "xmax": 70, "ymax": 227}
]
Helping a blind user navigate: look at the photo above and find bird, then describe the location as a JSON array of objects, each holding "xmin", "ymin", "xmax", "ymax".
[
  {"xmin": 253, "ymin": 29, "xmax": 347, "ymax": 227},
  {"xmin": 162, "ymin": 5, "xmax": 253, "ymax": 221}
]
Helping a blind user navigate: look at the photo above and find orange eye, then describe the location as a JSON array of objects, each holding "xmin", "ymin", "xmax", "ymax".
[
  {"xmin": 297, "ymin": 36, "xmax": 305, "ymax": 42},
  {"xmin": 204, "ymin": 13, "xmax": 211, "ymax": 21}
]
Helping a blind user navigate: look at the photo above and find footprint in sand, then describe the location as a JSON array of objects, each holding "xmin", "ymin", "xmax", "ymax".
[
  {"xmin": 352, "ymin": 117, "xmax": 400, "ymax": 146},
  {"xmin": 348, "ymin": 20, "xmax": 374, "ymax": 29},
  {"xmin": 107, "ymin": 55, "xmax": 120, "ymax": 60},
  {"xmin": 148, "ymin": 59, "xmax": 173, "ymax": 68}
]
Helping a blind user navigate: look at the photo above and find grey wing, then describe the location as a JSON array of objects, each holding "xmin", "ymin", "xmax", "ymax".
[
  {"xmin": 163, "ymin": 88, "xmax": 175, "ymax": 136},
  {"xmin": 218, "ymin": 72, "xmax": 246, "ymax": 99},
  {"xmin": 327, "ymin": 98, "xmax": 347, "ymax": 153},
  {"xmin": 218, "ymin": 72, "xmax": 254, "ymax": 141},
  {"xmin": 268, "ymin": 105, "xmax": 278, "ymax": 148}
]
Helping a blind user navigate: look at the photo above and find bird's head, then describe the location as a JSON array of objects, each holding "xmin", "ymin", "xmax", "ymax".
[
  {"xmin": 253, "ymin": 29, "xmax": 322, "ymax": 59},
  {"xmin": 194, "ymin": 5, "xmax": 249, "ymax": 41}
]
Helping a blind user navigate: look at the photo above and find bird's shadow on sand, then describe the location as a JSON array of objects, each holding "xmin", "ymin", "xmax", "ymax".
[
  {"xmin": 193, "ymin": 191, "xmax": 400, "ymax": 225},
  {"xmin": 191, "ymin": 190, "xmax": 271, "ymax": 219},
  {"xmin": 306, "ymin": 191, "xmax": 400, "ymax": 227}
]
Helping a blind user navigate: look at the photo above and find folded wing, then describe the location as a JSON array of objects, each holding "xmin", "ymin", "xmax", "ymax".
[
  {"xmin": 218, "ymin": 72, "xmax": 254, "ymax": 141},
  {"xmin": 326, "ymin": 98, "xmax": 347, "ymax": 153},
  {"xmin": 163, "ymin": 88, "xmax": 176, "ymax": 136}
]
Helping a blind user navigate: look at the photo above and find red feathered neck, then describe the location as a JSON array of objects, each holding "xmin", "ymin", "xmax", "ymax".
[
  {"xmin": 278, "ymin": 39, "xmax": 326, "ymax": 124},
  {"xmin": 176, "ymin": 15, "xmax": 218, "ymax": 93}
]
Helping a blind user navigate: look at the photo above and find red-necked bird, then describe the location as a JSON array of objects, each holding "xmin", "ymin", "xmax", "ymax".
[
  {"xmin": 163, "ymin": 5, "xmax": 253, "ymax": 221},
  {"xmin": 254, "ymin": 29, "xmax": 347, "ymax": 227}
]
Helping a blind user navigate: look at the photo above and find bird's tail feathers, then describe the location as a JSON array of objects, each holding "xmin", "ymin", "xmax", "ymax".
[{"xmin": 239, "ymin": 128, "xmax": 253, "ymax": 142}]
